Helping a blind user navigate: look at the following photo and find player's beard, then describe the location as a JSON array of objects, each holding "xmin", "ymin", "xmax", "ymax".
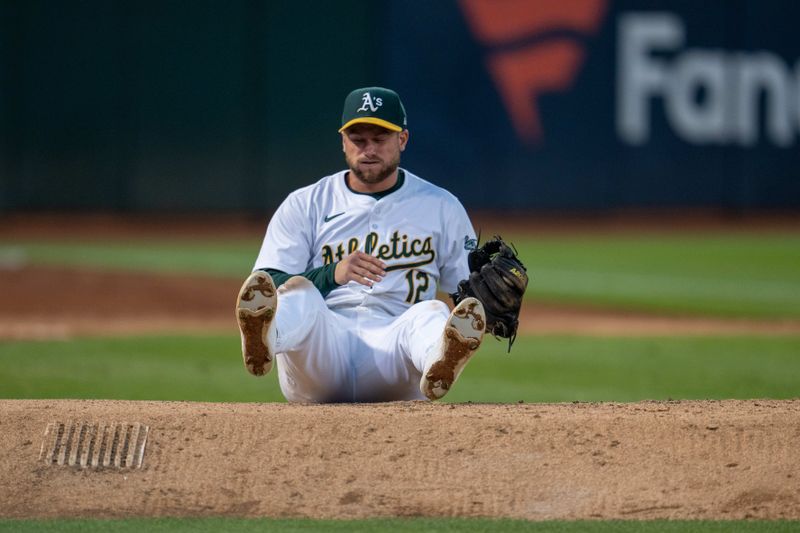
[{"xmin": 346, "ymin": 152, "xmax": 400, "ymax": 186}]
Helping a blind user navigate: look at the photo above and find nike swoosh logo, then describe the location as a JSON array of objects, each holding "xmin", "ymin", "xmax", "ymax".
[{"xmin": 324, "ymin": 212, "xmax": 345, "ymax": 223}]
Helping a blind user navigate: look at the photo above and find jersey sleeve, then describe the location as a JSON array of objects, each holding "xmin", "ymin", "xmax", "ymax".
[
  {"xmin": 437, "ymin": 199, "xmax": 476, "ymax": 294},
  {"xmin": 261, "ymin": 264, "xmax": 339, "ymax": 297},
  {"xmin": 253, "ymin": 192, "xmax": 314, "ymax": 273}
]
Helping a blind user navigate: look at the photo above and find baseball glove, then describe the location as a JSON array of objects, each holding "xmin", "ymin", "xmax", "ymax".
[{"xmin": 451, "ymin": 236, "xmax": 529, "ymax": 350}]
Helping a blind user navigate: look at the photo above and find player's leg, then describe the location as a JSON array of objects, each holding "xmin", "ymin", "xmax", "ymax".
[
  {"xmin": 236, "ymin": 272, "xmax": 353, "ymax": 402},
  {"xmin": 356, "ymin": 297, "xmax": 485, "ymax": 401},
  {"xmin": 236, "ymin": 270, "xmax": 278, "ymax": 376},
  {"xmin": 348, "ymin": 301, "xmax": 447, "ymax": 402},
  {"xmin": 271, "ymin": 276, "xmax": 354, "ymax": 403},
  {"xmin": 418, "ymin": 297, "xmax": 486, "ymax": 400}
]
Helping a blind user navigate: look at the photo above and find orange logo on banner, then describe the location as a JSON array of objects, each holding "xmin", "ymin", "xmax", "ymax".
[{"xmin": 459, "ymin": 0, "xmax": 608, "ymax": 144}]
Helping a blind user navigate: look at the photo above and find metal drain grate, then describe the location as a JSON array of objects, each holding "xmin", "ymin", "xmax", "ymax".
[{"xmin": 39, "ymin": 421, "xmax": 149, "ymax": 469}]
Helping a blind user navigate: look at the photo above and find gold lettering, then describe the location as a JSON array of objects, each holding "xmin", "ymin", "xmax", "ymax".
[
  {"xmin": 422, "ymin": 237, "xmax": 433, "ymax": 256},
  {"xmin": 390, "ymin": 231, "xmax": 401, "ymax": 258},
  {"xmin": 410, "ymin": 238, "xmax": 422, "ymax": 256},
  {"xmin": 348, "ymin": 238, "xmax": 359, "ymax": 254},
  {"xmin": 322, "ymin": 245, "xmax": 334, "ymax": 265},
  {"xmin": 365, "ymin": 232, "xmax": 379, "ymax": 255},
  {"xmin": 400, "ymin": 233, "xmax": 411, "ymax": 258},
  {"xmin": 320, "ymin": 231, "xmax": 435, "ymax": 269}
]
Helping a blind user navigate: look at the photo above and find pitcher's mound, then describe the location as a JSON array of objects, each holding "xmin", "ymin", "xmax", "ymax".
[{"xmin": 1, "ymin": 399, "xmax": 798, "ymax": 520}]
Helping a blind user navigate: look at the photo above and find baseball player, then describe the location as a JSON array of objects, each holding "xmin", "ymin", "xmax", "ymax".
[{"xmin": 236, "ymin": 87, "xmax": 486, "ymax": 403}]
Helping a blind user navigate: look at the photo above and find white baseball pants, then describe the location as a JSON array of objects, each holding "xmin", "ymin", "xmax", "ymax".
[{"xmin": 271, "ymin": 277, "xmax": 450, "ymax": 403}]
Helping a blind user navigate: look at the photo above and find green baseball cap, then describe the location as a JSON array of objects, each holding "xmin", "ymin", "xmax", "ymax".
[{"xmin": 339, "ymin": 87, "xmax": 407, "ymax": 133}]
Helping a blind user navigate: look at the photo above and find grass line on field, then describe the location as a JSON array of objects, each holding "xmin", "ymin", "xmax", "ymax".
[
  {"xmin": 534, "ymin": 267, "xmax": 800, "ymax": 303},
  {"xmin": 1, "ymin": 334, "xmax": 798, "ymax": 404}
]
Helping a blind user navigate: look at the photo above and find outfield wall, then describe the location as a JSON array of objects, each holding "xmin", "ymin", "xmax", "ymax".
[{"xmin": 1, "ymin": 0, "xmax": 799, "ymax": 211}]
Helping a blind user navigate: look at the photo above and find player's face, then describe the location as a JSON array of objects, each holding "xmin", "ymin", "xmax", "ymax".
[{"xmin": 342, "ymin": 124, "xmax": 409, "ymax": 186}]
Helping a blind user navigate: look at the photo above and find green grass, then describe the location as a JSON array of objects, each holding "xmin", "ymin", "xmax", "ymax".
[
  {"xmin": 0, "ymin": 518, "xmax": 798, "ymax": 532},
  {"xmin": 0, "ymin": 335, "xmax": 284, "ymax": 402},
  {"xmin": 508, "ymin": 232, "xmax": 800, "ymax": 318},
  {"xmin": 2, "ymin": 334, "xmax": 797, "ymax": 403},
  {"xmin": 450, "ymin": 334, "xmax": 800, "ymax": 403},
  {"xmin": 3, "ymin": 231, "xmax": 800, "ymax": 317}
]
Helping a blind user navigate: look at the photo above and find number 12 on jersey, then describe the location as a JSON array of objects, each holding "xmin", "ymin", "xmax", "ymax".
[{"xmin": 404, "ymin": 270, "xmax": 430, "ymax": 304}]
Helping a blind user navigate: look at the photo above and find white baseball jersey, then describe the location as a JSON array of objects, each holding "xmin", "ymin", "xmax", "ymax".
[{"xmin": 254, "ymin": 168, "xmax": 475, "ymax": 316}]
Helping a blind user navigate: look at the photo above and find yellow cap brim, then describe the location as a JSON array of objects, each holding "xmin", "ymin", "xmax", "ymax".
[{"xmin": 339, "ymin": 117, "xmax": 403, "ymax": 133}]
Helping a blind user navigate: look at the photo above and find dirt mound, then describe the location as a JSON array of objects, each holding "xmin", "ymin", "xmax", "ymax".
[
  {"xmin": 1, "ymin": 399, "xmax": 798, "ymax": 520},
  {"xmin": 2, "ymin": 265, "xmax": 799, "ymax": 339}
]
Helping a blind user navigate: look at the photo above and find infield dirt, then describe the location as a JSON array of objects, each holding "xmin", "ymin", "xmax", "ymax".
[
  {"xmin": 1, "ymin": 399, "xmax": 798, "ymax": 520},
  {"xmin": 2, "ymin": 265, "xmax": 800, "ymax": 340}
]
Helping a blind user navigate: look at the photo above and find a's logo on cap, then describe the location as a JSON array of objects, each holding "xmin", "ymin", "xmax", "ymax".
[{"xmin": 357, "ymin": 92, "xmax": 383, "ymax": 113}]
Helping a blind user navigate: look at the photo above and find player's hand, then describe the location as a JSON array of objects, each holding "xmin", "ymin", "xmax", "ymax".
[{"xmin": 335, "ymin": 251, "xmax": 387, "ymax": 287}]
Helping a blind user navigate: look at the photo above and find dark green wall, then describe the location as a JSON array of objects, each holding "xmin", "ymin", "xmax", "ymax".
[{"xmin": 1, "ymin": 0, "xmax": 379, "ymax": 211}]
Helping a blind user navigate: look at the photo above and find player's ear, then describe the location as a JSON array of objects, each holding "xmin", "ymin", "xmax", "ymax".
[
  {"xmin": 341, "ymin": 132, "xmax": 347, "ymax": 152},
  {"xmin": 399, "ymin": 130, "xmax": 409, "ymax": 152}
]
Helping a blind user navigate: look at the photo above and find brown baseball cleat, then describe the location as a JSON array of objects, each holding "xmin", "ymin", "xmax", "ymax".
[
  {"xmin": 236, "ymin": 271, "xmax": 278, "ymax": 376},
  {"xmin": 420, "ymin": 297, "xmax": 486, "ymax": 400}
]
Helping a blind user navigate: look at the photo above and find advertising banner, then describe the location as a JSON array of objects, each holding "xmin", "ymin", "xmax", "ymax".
[{"xmin": 386, "ymin": 0, "xmax": 800, "ymax": 210}]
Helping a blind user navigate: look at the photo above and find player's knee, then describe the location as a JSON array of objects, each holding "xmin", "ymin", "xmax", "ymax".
[
  {"xmin": 413, "ymin": 299, "xmax": 450, "ymax": 317},
  {"xmin": 283, "ymin": 275, "xmax": 315, "ymax": 292},
  {"xmin": 278, "ymin": 276, "xmax": 325, "ymax": 313}
]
